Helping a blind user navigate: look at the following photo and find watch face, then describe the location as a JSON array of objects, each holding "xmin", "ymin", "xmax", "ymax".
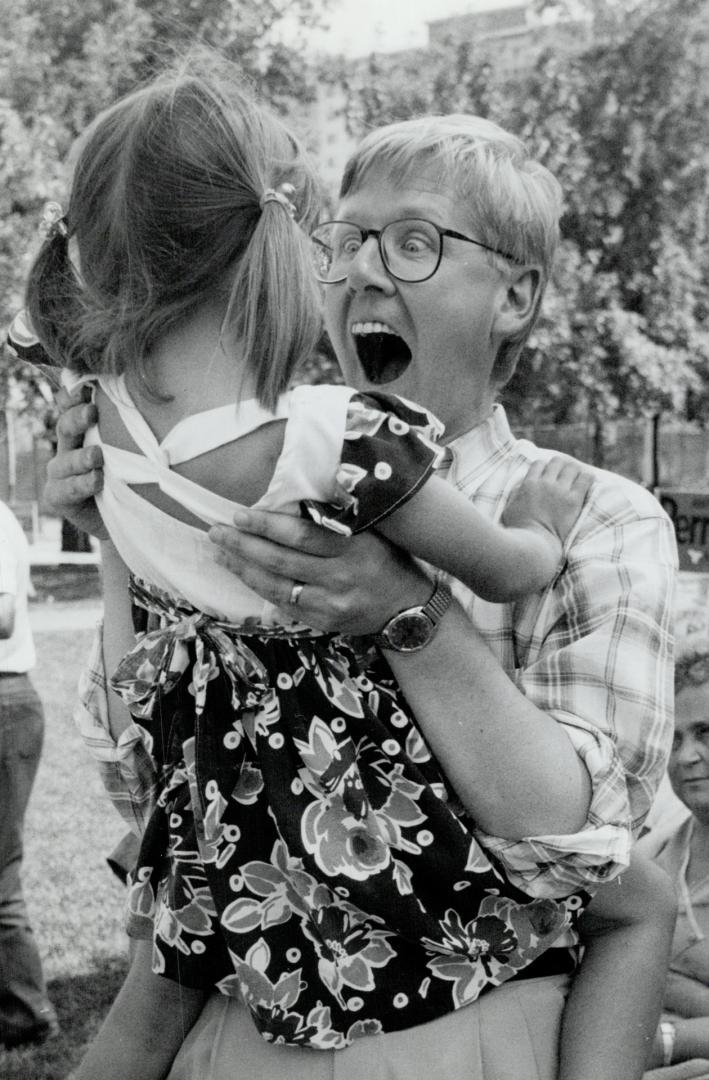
[{"xmin": 385, "ymin": 612, "xmax": 433, "ymax": 652}]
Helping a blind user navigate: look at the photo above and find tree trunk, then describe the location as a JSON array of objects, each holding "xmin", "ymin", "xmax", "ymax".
[
  {"xmin": 61, "ymin": 518, "xmax": 92, "ymax": 553},
  {"xmin": 591, "ymin": 415, "xmax": 604, "ymax": 468}
]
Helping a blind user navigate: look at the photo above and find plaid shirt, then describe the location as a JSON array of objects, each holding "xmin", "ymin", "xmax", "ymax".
[{"xmin": 74, "ymin": 405, "xmax": 677, "ymax": 897}]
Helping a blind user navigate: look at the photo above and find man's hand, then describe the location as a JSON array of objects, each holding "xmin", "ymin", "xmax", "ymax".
[
  {"xmin": 209, "ymin": 508, "xmax": 432, "ymax": 636},
  {"xmin": 644, "ymin": 1064, "xmax": 709, "ymax": 1079},
  {"xmin": 44, "ymin": 383, "xmax": 108, "ymax": 538}
]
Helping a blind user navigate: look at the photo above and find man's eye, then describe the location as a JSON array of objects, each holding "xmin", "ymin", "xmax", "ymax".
[
  {"xmin": 334, "ymin": 233, "xmax": 362, "ymax": 257},
  {"xmin": 401, "ymin": 233, "xmax": 433, "ymax": 254}
]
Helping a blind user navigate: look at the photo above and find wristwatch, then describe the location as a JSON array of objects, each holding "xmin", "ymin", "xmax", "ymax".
[{"xmin": 373, "ymin": 577, "xmax": 453, "ymax": 653}]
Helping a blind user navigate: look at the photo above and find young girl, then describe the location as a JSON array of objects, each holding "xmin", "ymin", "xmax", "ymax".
[{"xmin": 18, "ymin": 55, "xmax": 672, "ymax": 1080}]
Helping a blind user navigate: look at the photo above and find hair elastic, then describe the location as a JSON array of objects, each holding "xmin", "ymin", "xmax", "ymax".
[
  {"xmin": 39, "ymin": 201, "xmax": 68, "ymax": 241},
  {"xmin": 259, "ymin": 183, "xmax": 297, "ymax": 219}
]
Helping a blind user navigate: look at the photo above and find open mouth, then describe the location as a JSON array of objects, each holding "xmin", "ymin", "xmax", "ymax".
[{"xmin": 351, "ymin": 321, "xmax": 412, "ymax": 385}]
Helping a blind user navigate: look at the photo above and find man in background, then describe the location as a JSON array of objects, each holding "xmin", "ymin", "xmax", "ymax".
[{"xmin": 0, "ymin": 500, "xmax": 57, "ymax": 1049}]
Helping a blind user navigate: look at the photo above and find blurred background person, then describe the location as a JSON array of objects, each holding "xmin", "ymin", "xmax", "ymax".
[
  {"xmin": 0, "ymin": 499, "xmax": 57, "ymax": 1049},
  {"xmin": 641, "ymin": 637, "xmax": 709, "ymax": 1078}
]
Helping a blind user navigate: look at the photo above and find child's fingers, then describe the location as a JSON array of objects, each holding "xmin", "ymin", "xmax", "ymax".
[
  {"xmin": 542, "ymin": 457, "xmax": 593, "ymax": 495},
  {"xmin": 520, "ymin": 460, "xmax": 549, "ymax": 484}
]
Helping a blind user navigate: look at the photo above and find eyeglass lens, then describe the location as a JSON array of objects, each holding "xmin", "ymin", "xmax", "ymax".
[{"xmin": 311, "ymin": 219, "xmax": 442, "ymax": 283}]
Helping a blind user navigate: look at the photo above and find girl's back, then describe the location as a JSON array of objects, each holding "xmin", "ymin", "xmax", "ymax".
[{"xmin": 85, "ymin": 362, "xmax": 361, "ymax": 624}]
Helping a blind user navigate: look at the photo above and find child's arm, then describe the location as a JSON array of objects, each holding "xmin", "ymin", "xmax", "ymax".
[
  {"xmin": 375, "ymin": 456, "xmax": 592, "ymax": 602},
  {"xmin": 72, "ymin": 938, "xmax": 206, "ymax": 1080},
  {"xmin": 559, "ymin": 851, "xmax": 677, "ymax": 1080},
  {"xmin": 100, "ymin": 538, "xmax": 140, "ymax": 741}
]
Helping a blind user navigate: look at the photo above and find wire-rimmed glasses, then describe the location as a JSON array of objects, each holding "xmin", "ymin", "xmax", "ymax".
[{"xmin": 310, "ymin": 218, "xmax": 518, "ymax": 284}]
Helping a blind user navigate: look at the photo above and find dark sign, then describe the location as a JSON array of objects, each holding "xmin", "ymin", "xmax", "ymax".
[{"xmin": 657, "ymin": 490, "xmax": 709, "ymax": 573}]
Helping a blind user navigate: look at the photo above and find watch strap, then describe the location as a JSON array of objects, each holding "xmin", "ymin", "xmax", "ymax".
[{"xmin": 423, "ymin": 576, "xmax": 453, "ymax": 622}]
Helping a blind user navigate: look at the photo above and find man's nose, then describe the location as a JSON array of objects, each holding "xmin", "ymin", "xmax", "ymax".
[
  {"xmin": 346, "ymin": 235, "xmax": 396, "ymax": 293},
  {"xmin": 677, "ymin": 736, "xmax": 703, "ymax": 766}
]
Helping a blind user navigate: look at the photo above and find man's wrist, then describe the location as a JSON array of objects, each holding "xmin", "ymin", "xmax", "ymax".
[{"xmin": 373, "ymin": 576, "xmax": 453, "ymax": 653}]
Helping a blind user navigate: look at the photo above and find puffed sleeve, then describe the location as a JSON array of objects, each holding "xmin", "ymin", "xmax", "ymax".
[
  {"xmin": 302, "ymin": 391, "xmax": 446, "ymax": 535},
  {"xmin": 6, "ymin": 309, "xmax": 53, "ymax": 366}
]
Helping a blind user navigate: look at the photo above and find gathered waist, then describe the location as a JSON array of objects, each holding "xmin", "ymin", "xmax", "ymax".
[{"xmin": 130, "ymin": 575, "xmax": 324, "ymax": 640}]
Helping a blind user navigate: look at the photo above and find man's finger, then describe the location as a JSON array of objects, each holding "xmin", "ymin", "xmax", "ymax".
[
  {"xmin": 55, "ymin": 382, "xmax": 92, "ymax": 413},
  {"xmin": 43, "ymin": 469, "xmax": 103, "ymax": 513},
  {"xmin": 55, "ymin": 402, "xmax": 98, "ymax": 450},
  {"xmin": 210, "ymin": 525, "xmax": 333, "ymax": 588},
  {"xmin": 46, "ymin": 444, "xmax": 103, "ymax": 482},
  {"xmin": 228, "ymin": 506, "xmax": 350, "ymax": 558}
]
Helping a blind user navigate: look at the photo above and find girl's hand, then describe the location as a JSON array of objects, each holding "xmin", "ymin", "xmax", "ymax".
[
  {"xmin": 44, "ymin": 384, "xmax": 108, "ymax": 538},
  {"xmin": 209, "ymin": 508, "xmax": 432, "ymax": 637},
  {"xmin": 502, "ymin": 456, "xmax": 593, "ymax": 545}
]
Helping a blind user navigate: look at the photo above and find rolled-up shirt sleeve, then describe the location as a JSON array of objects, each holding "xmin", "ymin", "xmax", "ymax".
[
  {"xmin": 474, "ymin": 485, "xmax": 677, "ymax": 898},
  {"xmin": 74, "ymin": 622, "xmax": 158, "ymax": 836}
]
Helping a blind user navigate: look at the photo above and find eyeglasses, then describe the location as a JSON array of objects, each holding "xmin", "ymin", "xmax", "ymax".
[{"xmin": 309, "ymin": 218, "xmax": 518, "ymax": 284}]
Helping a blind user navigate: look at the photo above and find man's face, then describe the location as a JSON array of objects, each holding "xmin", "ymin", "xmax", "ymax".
[
  {"xmin": 323, "ymin": 167, "xmax": 512, "ymax": 439},
  {"xmin": 669, "ymin": 682, "xmax": 709, "ymax": 823}
]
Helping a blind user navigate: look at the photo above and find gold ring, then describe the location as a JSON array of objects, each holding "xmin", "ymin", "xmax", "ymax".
[{"xmin": 289, "ymin": 582, "xmax": 304, "ymax": 606}]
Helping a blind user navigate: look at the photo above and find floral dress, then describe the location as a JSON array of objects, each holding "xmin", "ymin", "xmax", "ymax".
[{"xmin": 93, "ymin": 379, "xmax": 586, "ymax": 1050}]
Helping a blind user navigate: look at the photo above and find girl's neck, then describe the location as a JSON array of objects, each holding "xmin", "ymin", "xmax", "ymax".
[{"xmin": 129, "ymin": 297, "xmax": 258, "ymax": 419}]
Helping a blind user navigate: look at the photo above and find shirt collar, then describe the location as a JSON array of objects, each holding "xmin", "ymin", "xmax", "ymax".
[{"xmin": 443, "ymin": 404, "xmax": 516, "ymax": 487}]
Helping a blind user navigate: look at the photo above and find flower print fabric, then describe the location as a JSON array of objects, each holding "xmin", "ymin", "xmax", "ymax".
[
  {"xmin": 113, "ymin": 394, "xmax": 587, "ymax": 1050},
  {"xmin": 302, "ymin": 391, "xmax": 446, "ymax": 535}
]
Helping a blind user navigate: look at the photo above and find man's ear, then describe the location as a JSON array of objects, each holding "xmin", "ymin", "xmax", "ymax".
[
  {"xmin": 490, "ymin": 265, "xmax": 543, "ymax": 388},
  {"xmin": 495, "ymin": 265, "xmax": 542, "ymax": 336}
]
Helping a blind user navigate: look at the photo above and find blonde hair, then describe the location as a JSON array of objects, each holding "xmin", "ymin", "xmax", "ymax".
[
  {"xmin": 340, "ymin": 114, "xmax": 563, "ymax": 383},
  {"xmin": 26, "ymin": 53, "xmax": 323, "ymax": 411}
]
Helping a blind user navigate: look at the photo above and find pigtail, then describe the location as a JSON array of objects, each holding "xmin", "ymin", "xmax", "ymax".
[
  {"xmin": 234, "ymin": 187, "xmax": 323, "ymax": 412},
  {"xmin": 20, "ymin": 56, "xmax": 326, "ymax": 401},
  {"xmin": 25, "ymin": 212, "xmax": 85, "ymax": 372}
]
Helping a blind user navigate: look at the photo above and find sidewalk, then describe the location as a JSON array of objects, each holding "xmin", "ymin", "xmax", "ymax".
[{"xmin": 28, "ymin": 515, "xmax": 100, "ymax": 568}]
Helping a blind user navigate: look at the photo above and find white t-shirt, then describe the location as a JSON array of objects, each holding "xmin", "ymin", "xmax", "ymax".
[{"xmin": 0, "ymin": 500, "xmax": 36, "ymax": 672}]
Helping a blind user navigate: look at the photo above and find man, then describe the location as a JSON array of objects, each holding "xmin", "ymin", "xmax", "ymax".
[
  {"xmin": 41, "ymin": 113, "xmax": 677, "ymax": 1076},
  {"xmin": 0, "ymin": 500, "xmax": 57, "ymax": 1049}
]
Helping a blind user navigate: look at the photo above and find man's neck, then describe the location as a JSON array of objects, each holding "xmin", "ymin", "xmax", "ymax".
[{"xmin": 442, "ymin": 403, "xmax": 500, "ymax": 446}]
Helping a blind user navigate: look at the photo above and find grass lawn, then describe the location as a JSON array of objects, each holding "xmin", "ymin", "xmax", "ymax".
[{"xmin": 0, "ymin": 609, "xmax": 130, "ymax": 1080}]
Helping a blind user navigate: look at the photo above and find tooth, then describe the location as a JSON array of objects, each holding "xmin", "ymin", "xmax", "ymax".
[{"xmin": 351, "ymin": 321, "xmax": 397, "ymax": 335}]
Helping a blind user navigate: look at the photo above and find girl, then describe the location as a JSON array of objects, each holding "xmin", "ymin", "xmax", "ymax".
[{"xmin": 18, "ymin": 54, "xmax": 672, "ymax": 1080}]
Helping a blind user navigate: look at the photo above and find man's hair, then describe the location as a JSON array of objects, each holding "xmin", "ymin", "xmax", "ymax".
[
  {"xmin": 340, "ymin": 114, "xmax": 563, "ymax": 383},
  {"xmin": 25, "ymin": 51, "xmax": 323, "ymax": 411},
  {"xmin": 675, "ymin": 635, "xmax": 709, "ymax": 695}
]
